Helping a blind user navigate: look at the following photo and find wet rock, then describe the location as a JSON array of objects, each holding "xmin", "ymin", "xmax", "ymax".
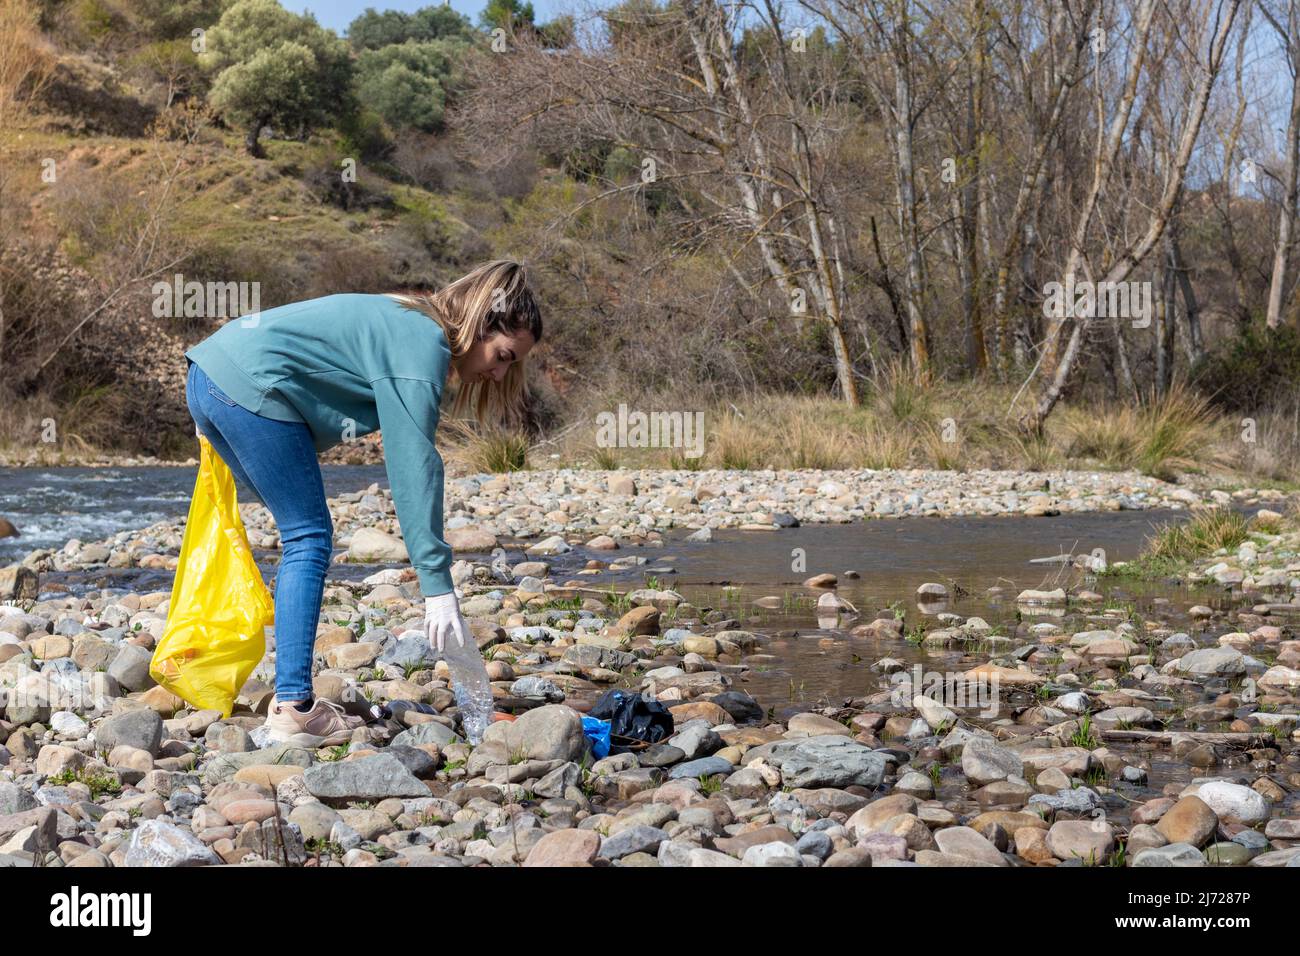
[
  {"xmin": 961, "ymin": 736, "xmax": 1024, "ymax": 786},
  {"xmin": 1017, "ymin": 589, "xmax": 1066, "ymax": 604}
]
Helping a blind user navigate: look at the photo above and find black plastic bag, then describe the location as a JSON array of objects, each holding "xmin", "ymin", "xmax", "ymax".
[{"xmin": 588, "ymin": 689, "xmax": 674, "ymax": 747}]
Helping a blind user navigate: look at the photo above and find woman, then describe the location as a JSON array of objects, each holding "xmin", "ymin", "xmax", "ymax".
[{"xmin": 184, "ymin": 259, "xmax": 542, "ymax": 746}]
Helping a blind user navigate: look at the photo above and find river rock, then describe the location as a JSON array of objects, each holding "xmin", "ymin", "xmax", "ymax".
[
  {"xmin": 526, "ymin": 535, "xmax": 571, "ymax": 556},
  {"xmin": 94, "ymin": 708, "xmax": 164, "ymax": 757},
  {"xmin": 933, "ymin": 826, "xmax": 1007, "ymax": 866},
  {"xmin": 1185, "ymin": 781, "xmax": 1269, "ymax": 826},
  {"xmin": 1155, "ymin": 796, "xmax": 1217, "ymax": 847},
  {"xmin": 123, "ymin": 819, "xmax": 220, "ymax": 866},
  {"xmin": 752, "ymin": 736, "xmax": 887, "ymax": 789},
  {"xmin": 599, "ymin": 824, "xmax": 667, "ymax": 859},
  {"xmin": 1132, "ymin": 843, "xmax": 1207, "ymax": 867},
  {"xmin": 203, "ymin": 744, "xmax": 316, "ymax": 786},
  {"xmin": 107, "ymin": 644, "xmax": 155, "ymax": 692},
  {"xmin": 0, "ymin": 565, "xmax": 38, "ymax": 601},
  {"xmin": 525, "ymin": 828, "xmax": 600, "ymax": 866},
  {"xmin": 1017, "ymin": 589, "xmax": 1066, "ymax": 604},
  {"xmin": 1163, "ymin": 647, "xmax": 1245, "ymax": 677},
  {"xmin": 347, "ymin": 528, "xmax": 408, "ymax": 562},
  {"xmin": 961, "ymin": 736, "xmax": 1023, "ymax": 786},
  {"xmin": 481, "ymin": 704, "xmax": 589, "ymax": 763},
  {"xmin": 303, "ymin": 753, "xmax": 428, "ymax": 803},
  {"xmin": 445, "ymin": 527, "xmax": 499, "ymax": 552},
  {"xmin": 1027, "ymin": 787, "xmax": 1100, "ymax": 814},
  {"xmin": 1047, "ymin": 819, "xmax": 1114, "ymax": 863}
]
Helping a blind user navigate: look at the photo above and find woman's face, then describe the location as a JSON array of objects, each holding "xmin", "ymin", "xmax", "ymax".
[{"xmin": 455, "ymin": 328, "xmax": 537, "ymax": 385}]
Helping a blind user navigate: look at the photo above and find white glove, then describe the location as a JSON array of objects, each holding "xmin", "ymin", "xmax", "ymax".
[{"xmin": 424, "ymin": 591, "xmax": 469, "ymax": 654}]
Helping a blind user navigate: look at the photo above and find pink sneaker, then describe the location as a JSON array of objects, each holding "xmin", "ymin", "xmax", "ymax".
[{"xmin": 264, "ymin": 696, "xmax": 364, "ymax": 747}]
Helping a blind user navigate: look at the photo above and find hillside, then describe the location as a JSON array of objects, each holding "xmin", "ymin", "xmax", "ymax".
[{"xmin": 1, "ymin": 35, "xmax": 574, "ymax": 463}]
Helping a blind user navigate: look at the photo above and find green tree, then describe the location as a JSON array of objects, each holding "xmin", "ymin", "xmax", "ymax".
[
  {"xmin": 201, "ymin": 0, "xmax": 353, "ymax": 156},
  {"xmin": 347, "ymin": 4, "xmax": 473, "ymax": 49},
  {"xmin": 355, "ymin": 39, "xmax": 469, "ymax": 131},
  {"xmin": 136, "ymin": 0, "xmax": 230, "ymax": 39},
  {"xmin": 479, "ymin": 0, "xmax": 535, "ymax": 32}
]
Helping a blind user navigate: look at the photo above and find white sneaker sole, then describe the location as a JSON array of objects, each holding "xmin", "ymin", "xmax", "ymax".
[
  {"xmin": 264, "ymin": 725, "xmax": 353, "ymax": 748},
  {"xmin": 275, "ymin": 731, "xmax": 348, "ymax": 748}
]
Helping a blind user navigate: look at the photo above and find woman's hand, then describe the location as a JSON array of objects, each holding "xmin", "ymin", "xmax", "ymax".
[{"xmin": 424, "ymin": 591, "xmax": 470, "ymax": 653}]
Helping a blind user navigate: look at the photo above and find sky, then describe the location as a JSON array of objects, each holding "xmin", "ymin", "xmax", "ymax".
[{"xmin": 283, "ymin": 0, "xmax": 572, "ymax": 34}]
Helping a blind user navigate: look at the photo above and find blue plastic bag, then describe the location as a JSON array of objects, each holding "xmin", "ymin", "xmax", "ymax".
[{"xmin": 581, "ymin": 715, "xmax": 612, "ymax": 759}]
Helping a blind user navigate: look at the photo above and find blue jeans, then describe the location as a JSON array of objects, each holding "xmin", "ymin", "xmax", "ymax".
[{"xmin": 184, "ymin": 358, "xmax": 331, "ymax": 702}]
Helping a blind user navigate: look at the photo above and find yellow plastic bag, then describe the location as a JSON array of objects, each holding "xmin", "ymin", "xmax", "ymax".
[{"xmin": 151, "ymin": 435, "xmax": 273, "ymax": 717}]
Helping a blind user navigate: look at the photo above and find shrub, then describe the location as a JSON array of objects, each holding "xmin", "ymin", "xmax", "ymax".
[{"xmin": 1193, "ymin": 323, "xmax": 1300, "ymax": 413}]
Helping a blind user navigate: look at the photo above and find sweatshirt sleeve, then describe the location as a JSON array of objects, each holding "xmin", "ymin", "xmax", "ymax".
[{"xmin": 370, "ymin": 375, "xmax": 454, "ymax": 597}]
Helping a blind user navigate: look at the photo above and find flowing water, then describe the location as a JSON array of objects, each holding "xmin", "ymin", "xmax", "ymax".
[{"xmin": 0, "ymin": 464, "xmax": 390, "ymax": 563}]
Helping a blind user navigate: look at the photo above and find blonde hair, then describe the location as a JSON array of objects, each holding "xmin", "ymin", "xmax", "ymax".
[{"xmin": 386, "ymin": 259, "xmax": 543, "ymax": 423}]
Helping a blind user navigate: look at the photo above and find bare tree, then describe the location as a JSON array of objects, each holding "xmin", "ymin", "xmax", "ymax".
[
  {"xmin": 1260, "ymin": 0, "xmax": 1300, "ymax": 328},
  {"xmin": 1021, "ymin": 0, "xmax": 1242, "ymax": 431},
  {"xmin": 452, "ymin": 0, "xmax": 864, "ymax": 402}
]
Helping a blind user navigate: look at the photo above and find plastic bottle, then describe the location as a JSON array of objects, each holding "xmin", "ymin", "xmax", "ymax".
[{"xmin": 440, "ymin": 632, "xmax": 495, "ymax": 745}]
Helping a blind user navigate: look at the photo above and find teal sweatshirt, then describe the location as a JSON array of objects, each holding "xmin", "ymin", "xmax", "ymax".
[{"xmin": 185, "ymin": 292, "xmax": 454, "ymax": 597}]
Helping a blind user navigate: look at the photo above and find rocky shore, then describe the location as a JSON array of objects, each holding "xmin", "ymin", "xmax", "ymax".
[{"xmin": 0, "ymin": 472, "xmax": 1297, "ymax": 868}]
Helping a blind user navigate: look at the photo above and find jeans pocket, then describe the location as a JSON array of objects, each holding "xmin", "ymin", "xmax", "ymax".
[{"xmin": 207, "ymin": 382, "xmax": 239, "ymax": 407}]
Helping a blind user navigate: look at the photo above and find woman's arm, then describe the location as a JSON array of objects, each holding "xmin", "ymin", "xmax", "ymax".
[{"xmin": 371, "ymin": 375, "xmax": 455, "ymax": 596}]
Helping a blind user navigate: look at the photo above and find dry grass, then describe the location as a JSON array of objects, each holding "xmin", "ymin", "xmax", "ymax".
[
  {"xmin": 1061, "ymin": 383, "xmax": 1225, "ymax": 479},
  {"xmin": 527, "ymin": 378, "xmax": 1256, "ymax": 480},
  {"xmin": 438, "ymin": 417, "xmax": 530, "ymax": 473},
  {"xmin": 0, "ymin": 382, "xmax": 135, "ymax": 460},
  {"xmin": 0, "ymin": 375, "xmax": 1272, "ymax": 478}
]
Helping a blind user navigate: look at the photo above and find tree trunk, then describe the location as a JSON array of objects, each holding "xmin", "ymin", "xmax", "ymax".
[
  {"xmin": 1155, "ymin": 251, "xmax": 1175, "ymax": 397},
  {"xmin": 893, "ymin": 4, "xmax": 930, "ymax": 374},
  {"xmin": 962, "ymin": 0, "xmax": 989, "ymax": 373},
  {"xmin": 870, "ymin": 214, "xmax": 910, "ymax": 354},
  {"xmin": 246, "ymin": 118, "xmax": 266, "ymax": 158},
  {"xmin": 1169, "ymin": 234, "xmax": 1203, "ymax": 363},
  {"xmin": 1266, "ymin": 26, "xmax": 1300, "ymax": 328},
  {"xmin": 988, "ymin": 0, "xmax": 1099, "ymax": 380}
]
